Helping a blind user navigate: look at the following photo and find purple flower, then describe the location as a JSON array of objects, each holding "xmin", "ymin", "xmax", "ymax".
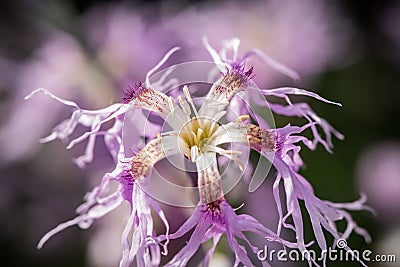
[
  {"xmin": 30, "ymin": 38, "xmax": 371, "ymax": 266},
  {"xmin": 0, "ymin": 32, "xmax": 115, "ymax": 164}
]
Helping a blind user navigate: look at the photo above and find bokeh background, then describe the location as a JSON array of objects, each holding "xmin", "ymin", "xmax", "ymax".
[{"xmin": 0, "ymin": 0, "xmax": 399, "ymax": 266}]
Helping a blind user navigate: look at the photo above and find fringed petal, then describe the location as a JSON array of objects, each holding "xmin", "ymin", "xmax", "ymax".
[
  {"xmin": 255, "ymin": 87, "xmax": 344, "ymax": 152},
  {"xmin": 162, "ymin": 198, "xmax": 293, "ymax": 267},
  {"xmin": 118, "ymin": 176, "xmax": 169, "ymax": 267},
  {"xmin": 202, "ymin": 232, "xmax": 222, "ymax": 267},
  {"xmin": 226, "ymin": 230, "xmax": 255, "ymax": 267},
  {"xmin": 272, "ymin": 157, "xmax": 371, "ymax": 266},
  {"xmin": 242, "ymin": 49, "xmax": 300, "ymax": 81},
  {"xmin": 260, "ymin": 87, "xmax": 342, "ymax": 106},
  {"xmin": 26, "ymin": 88, "xmax": 127, "ymax": 167},
  {"xmin": 269, "ymin": 102, "xmax": 344, "ymax": 152},
  {"xmin": 165, "ymin": 215, "xmax": 211, "ymax": 267},
  {"xmin": 38, "ymin": 192, "xmax": 123, "ymax": 249}
]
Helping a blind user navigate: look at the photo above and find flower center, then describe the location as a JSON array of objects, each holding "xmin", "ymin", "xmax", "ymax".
[{"xmin": 178, "ymin": 117, "xmax": 220, "ymax": 161}]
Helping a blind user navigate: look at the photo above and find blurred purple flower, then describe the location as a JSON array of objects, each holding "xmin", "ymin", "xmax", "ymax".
[
  {"xmin": 380, "ymin": 3, "xmax": 400, "ymax": 62},
  {"xmin": 0, "ymin": 32, "xmax": 115, "ymax": 164},
  {"xmin": 83, "ymin": 4, "xmax": 177, "ymax": 85},
  {"xmin": 162, "ymin": 0, "xmax": 353, "ymax": 86},
  {"xmin": 0, "ymin": 4, "xmax": 172, "ymax": 165},
  {"xmin": 356, "ymin": 142, "xmax": 400, "ymax": 223}
]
